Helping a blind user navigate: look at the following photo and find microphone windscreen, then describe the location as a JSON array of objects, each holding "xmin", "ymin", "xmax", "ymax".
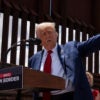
[{"xmin": 28, "ymin": 38, "xmax": 41, "ymax": 45}]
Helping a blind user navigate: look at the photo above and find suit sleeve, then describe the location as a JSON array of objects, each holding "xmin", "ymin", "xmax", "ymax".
[{"xmin": 77, "ymin": 34, "xmax": 100, "ymax": 57}]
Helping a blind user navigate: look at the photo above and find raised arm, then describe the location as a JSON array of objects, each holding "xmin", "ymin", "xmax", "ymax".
[{"xmin": 77, "ymin": 34, "xmax": 100, "ymax": 57}]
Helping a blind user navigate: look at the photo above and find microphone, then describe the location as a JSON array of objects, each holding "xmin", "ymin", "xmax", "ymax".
[{"xmin": 24, "ymin": 38, "xmax": 41, "ymax": 45}]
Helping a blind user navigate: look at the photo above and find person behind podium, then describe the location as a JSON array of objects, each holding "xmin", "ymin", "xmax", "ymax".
[{"xmin": 28, "ymin": 22, "xmax": 100, "ymax": 100}]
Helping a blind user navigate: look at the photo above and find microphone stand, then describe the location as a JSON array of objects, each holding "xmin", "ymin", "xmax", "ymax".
[
  {"xmin": 3, "ymin": 40, "xmax": 29, "ymax": 63},
  {"xmin": 2, "ymin": 38, "xmax": 41, "ymax": 100},
  {"xmin": 3, "ymin": 38, "xmax": 41, "ymax": 63},
  {"xmin": 3, "ymin": 40, "xmax": 28, "ymax": 100}
]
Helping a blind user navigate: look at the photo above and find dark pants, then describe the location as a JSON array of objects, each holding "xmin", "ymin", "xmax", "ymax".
[{"xmin": 38, "ymin": 92, "xmax": 74, "ymax": 100}]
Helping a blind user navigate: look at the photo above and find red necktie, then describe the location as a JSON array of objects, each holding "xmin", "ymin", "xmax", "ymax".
[{"xmin": 43, "ymin": 50, "xmax": 52, "ymax": 100}]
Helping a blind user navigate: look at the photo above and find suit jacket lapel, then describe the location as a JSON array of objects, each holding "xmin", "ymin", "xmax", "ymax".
[
  {"xmin": 57, "ymin": 45, "xmax": 67, "ymax": 74},
  {"xmin": 36, "ymin": 45, "xmax": 66, "ymax": 72},
  {"xmin": 34, "ymin": 50, "xmax": 44, "ymax": 70}
]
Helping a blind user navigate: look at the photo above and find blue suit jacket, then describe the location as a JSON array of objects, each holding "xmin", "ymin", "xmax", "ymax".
[{"xmin": 29, "ymin": 34, "xmax": 100, "ymax": 100}]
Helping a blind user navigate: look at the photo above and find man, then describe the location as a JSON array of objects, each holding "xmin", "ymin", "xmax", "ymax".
[{"xmin": 29, "ymin": 22, "xmax": 100, "ymax": 100}]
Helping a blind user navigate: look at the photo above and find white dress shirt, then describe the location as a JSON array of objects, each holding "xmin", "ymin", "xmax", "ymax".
[{"xmin": 40, "ymin": 44, "xmax": 74, "ymax": 95}]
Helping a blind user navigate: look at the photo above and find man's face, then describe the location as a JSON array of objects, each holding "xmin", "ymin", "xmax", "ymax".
[{"xmin": 37, "ymin": 27, "xmax": 58, "ymax": 50}]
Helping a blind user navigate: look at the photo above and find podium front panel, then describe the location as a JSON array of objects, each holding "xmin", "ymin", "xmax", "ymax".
[
  {"xmin": 0, "ymin": 66, "xmax": 23, "ymax": 90},
  {"xmin": 0, "ymin": 66, "xmax": 65, "ymax": 92}
]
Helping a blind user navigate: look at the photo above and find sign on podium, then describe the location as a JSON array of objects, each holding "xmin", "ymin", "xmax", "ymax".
[{"xmin": 0, "ymin": 65, "xmax": 65, "ymax": 92}]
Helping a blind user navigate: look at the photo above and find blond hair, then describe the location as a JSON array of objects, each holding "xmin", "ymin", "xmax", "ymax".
[{"xmin": 35, "ymin": 22, "xmax": 56, "ymax": 36}]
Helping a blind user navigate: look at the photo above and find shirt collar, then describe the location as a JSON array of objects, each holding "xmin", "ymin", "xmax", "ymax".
[{"xmin": 44, "ymin": 44, "xmax": 58, "ymax": 54}]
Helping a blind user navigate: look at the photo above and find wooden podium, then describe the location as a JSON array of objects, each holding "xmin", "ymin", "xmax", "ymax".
[
  {"xmin": 0, "ymin": 62, "xmax": 65, "ymax": 99},
  {"xmin": 23, "ymin": 67, "xmax": 65, "ymax": 91}
]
